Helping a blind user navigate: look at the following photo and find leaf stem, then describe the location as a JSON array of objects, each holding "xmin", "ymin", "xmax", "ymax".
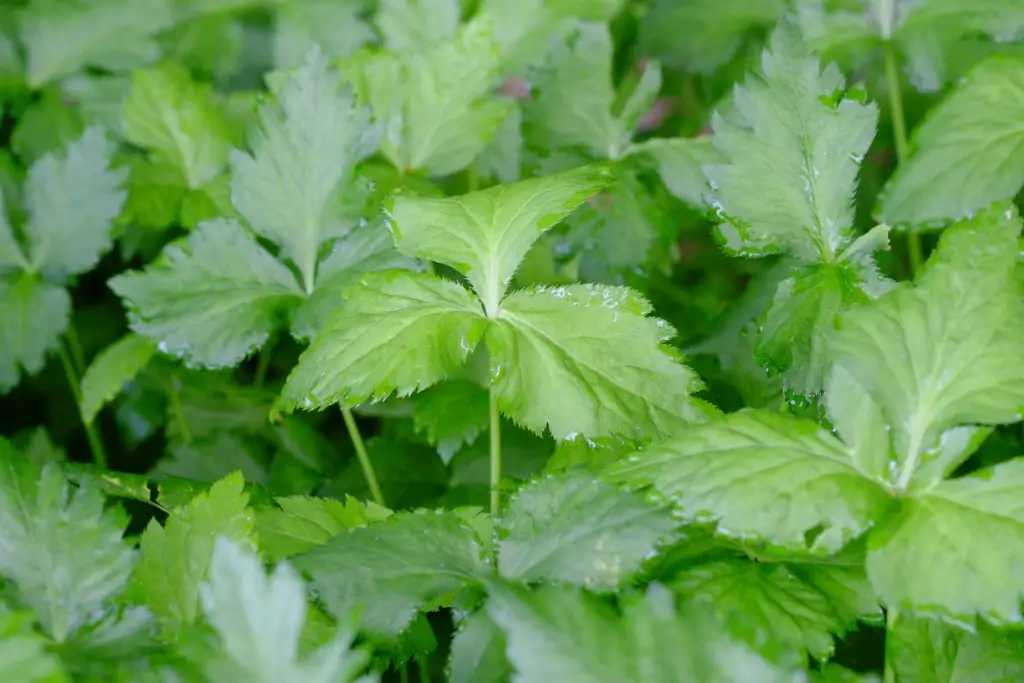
[
  {"xmin": 58, "ymin": 342, "xmax": 107, "ymax": 468},
  {"xmin": 167, "ymin": 376, "xmax": 192, "ymax": 444},
  {"xmin": 416, "ymin": 655, "xmax": 431, "ymax": 683},
  {"xmin": 340, "ymin": 405, "xmax": 385, "ymax": 507},
  {"xmin": 883, "ymin": 43, "xmax": 921, "ymax": 275},
  {"xmin": 65, "ymin": 325, "xmax": 87, "ymax": 376},
  {"xmin": 253, "ymin": 340, "xmax": 274, "ymax": 388},
  {"xmin": 883, "ymin": 607, "xmax": 899, "ymax": 683},
  {"xmin": 489, "ymin": 385, "xmax": 502, "ymax": 520}
]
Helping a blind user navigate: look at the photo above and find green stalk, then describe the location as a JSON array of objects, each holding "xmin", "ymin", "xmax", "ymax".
[
  {"xmin": 168, "ymin": 377, "xmax": 192, "ymax": 444},
  {"xmin": 883, "ymin": 607, "xmax": 899, "ymax": 683},
  {"xmin": 340, "ymin": 405, "xmax": 385, "ymax": 507},
  {"xmin": 399, "ymin": 663, "xmax": 409, "ymax": 683},
  {"xmin": 883, "ymin": 44, "xmax": 921, "ymax": 275},
  {"xmin": 65, "ymin": 325, "xmax": 87, "ymax": 376},
  {"xmin": 58, "ymin": 342, "xmax": 107, "ymax": 468},
  {"xmin": 489, "ymin": 385, "xmax": 502, "ymax": 520},
  {"xmin": 416, "ymin": 655, "xmax": 431, "ymax": 683},
  {"xmin": 253, "ymin": 341, "xmax": 273, "ymax": 388}
]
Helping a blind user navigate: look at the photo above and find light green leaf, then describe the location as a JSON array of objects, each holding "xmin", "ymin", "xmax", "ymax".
[
  {"xmin": 199, "ymin": 537, "xmax": 372, "ymax": 683},
  {"xmin": 0, "ymin": 190, "xmax": 26, "ymax": 270},
  {"xmin": 0, "ymin": 604, "xmax": 69, "ymax": 683},
  {"xmin": 888, "ymin": 614, "xmax": 1024, "ymax": 683},
  {"xmin": 487, "ymin": 582, "xmax": 803, "ymax": 683},
  {"xmin": 867, "ymin": 458, "xmax": 1024, "ymax": 625},
  {"xmin": 133, "ymin": 472, "xmax": 255, "ymax": 632},
  {"xmin": 487, "ymin": 284, "xmax": 711, "ymax": 440},
  {"xmin": 120, "ymin": 158, "xmax": 186, "ymax": 230},
  {"xmin": 0, "ymin": 275, "xmax": 70, "ymax": 393},
  {"xmin": 122, "ymin": 62, "xmax": 232, "ymax": 190},
  {"xmin": 376, "ymin": 0, "xmax": 460, "ymax": 52},
  {"xmin": 626, "ymin": 136, "xmax": 722, "ymax": 207},
  {"xmin": 293, "ymin": 510, "xmax": 488, "ymax": 636},
  {"xmin": 23, "ymin": 127, "xmax": 127, "ymax": 280},
  {"xmin": 525, "ymin": 21, "xmax": 659, "ymax": 160},
  {"xmin": 272, "ymin": 0, "xmax": 375, "ymax": 69},
  {"xmin": 10, "ymin": 89, "xmax": 85, "ymax": 164},
  {"xmin": 877, "ymin": 55, "xmax": 1024, "ymax": 228},
  {"xmin": 387, "ymin": 165, "xmax": 611, "ymax": 315},
  {"xmin": 704, "ymin": 24, "xmax": 878, "ymax": 262},
  {"xmin": 255, "ymin": 495, "xmax": 392, "ymax": 561},
  {"xmin": 638, "ymin": 0, "xmax": 787, "ymax": 73},
  {"xmin": 79, "ymin": 333, "xmax": 157, "ymax": 424},
  {"xmin": 448, "ymin": 610, "xmax": 510, "ymax": 683},
  {"xmin": 0, "ymin": 440, "xmax": 137, "ymax": 643},
  {"xmin": 608, "ymin": 410, "xmax": 892, "ymax": 554},
  {"xmin": 21, "ymin": 0, "xmax": 175, "ymax": 88},
  {"xmin": 349, "ymin": 16, "xmax": 512, "ymax": 175},
  {"xmin": 280, "ymin": 269, "xmax": 487, "ymax": 411},
  {"xmin": 473, "ymin": 105, "xmax": 522, "ymax": 184},
  {"xmin": 498, "ymin": 471, "xmax": 675, "ymax": 589},
  {"xmin": 231, "ymin": 46, "xmax": 379, "ymax": 294},
  {"xmin": 109, "ymin": 219, "xmax": 304, "ymax": 369},
  {"xmin": 413, "ymin": 380, "xmax": 490, "ymax": 463},
  {"xmin": 829, "ymin": 205, "xmax": 1024, "ymax": 491}
]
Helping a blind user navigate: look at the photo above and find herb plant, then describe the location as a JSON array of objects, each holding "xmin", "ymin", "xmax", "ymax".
[{"xmin": 1, "ymin": 1, "xmax": 1023, "ymax": 682}]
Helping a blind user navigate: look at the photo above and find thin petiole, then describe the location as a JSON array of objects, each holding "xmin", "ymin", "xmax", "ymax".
[
  {"xmin": 341, "ymin": 405, "xmax": 385, "ymax": 507},
  {"xmin": 489, "ymin": 385, "xmax": 502, "ymax": 520},
  {"xmin": 58, "ymin": 342, "xmax": 108, "ymax": 468},
  {"xmin": 883, "ymin": 43, "xmax": 922, "ymax": 275}
]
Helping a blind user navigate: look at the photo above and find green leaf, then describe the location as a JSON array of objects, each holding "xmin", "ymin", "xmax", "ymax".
[
  {"xmin": 197, "ymin": 537, "xmax": 372, "ymax": 683},
  {"xmin": 231, "ymin": 47, "xmax": 379, "ymax": 295},
  {"xmin": 10, "ymin": 89, "xmax": 85, "ymax": 164},
  {"xmin": 376, "ymin": 0, "xmax": 460, "ymax": 52},
  {"xmin": 109, "ymin": 219, "xmax": 304, "ymax": 369},
  {"xmin": 704, "ymin": 23, "xmax": 878, "ymax": 263},
  {"xmin": 0, "ymin": 604, "xmax": 70, "ymax": 683},
  {"xmin": 122, "ymin": 62, "xmax": 232, "ymax": 190},
  {"xmin": 487, "ymin": 284, "xmax": 711, "ymax": 440},
  {"xmin": 0, "ymin": 187, "xmax": 26, "ymax": 270},
  {"xmin": 79, "ymin": 333, "xmax": 157, "ymax": 424},
  {"xmin": 877, "ymin": 55, "xmax": 1024, "ymax": 228},
  {"xmin": 293, "ymin": 510, "xmax": 488, "ymax": 636},
  {"xmin": 413, "ymin": 380, "xmax": 490, "ymax": 463},
  {"xmin": 132, "ymin": 472, "xmax": 255, "ymax": 632},
  {"xmin": 829, "ymin": 205, "xmax": 1024, "ymax": 491},
  {"xmin": 280, "ymin": 269, "xmax": 487, "ymax": 411},
  {"xmin": 61, "ymin": 462, "xmax": 156, "ymax": 508},
  {"xmin": 0, "ymin": 274, "xmax": 70, "ymax": 393},
  {"xmin": 486, "ymin": 582, "xmax": 803, "ymax": 683},
  {"xmin": 255, "ymin": 495, "xmax": 392, "ymax": 561},
  {"xmin": 498, "ymin": 471, "xmax": 675, "ymax": 589},
  {"xmin": 888, "ymin": 614, "xmax": 1024, "ymax": 682},
  {"xmin": 272, "ymin": 0, "xmax": 375, "ymax": 69},
  {"xmin": 120, "ymin": 158, "xmax": 186, "ymax": 230},
  {"xmin": 0, "ymin": 440, "xmax": 137, "ymax": 643},
  {"xmin": 387, "ymin": 164, "xmax": 611, "ymax": 315},
  {"xmin": 867, "ymin": 458, "xmax": 1024, "ymax": 625},
  {"xmin": 348, "ymin": 16, "xmax": 512, "ymax": 175},
  {"xmin": 638, "ymin": 0, "xmax": 787, "ymax": 74},
  {"xmin": 448, "ymin": 610, "xmax": 510, "ymax": 683},
  {"xmin": 525, "ymin": 21, "xmax": 660, "ymax": 160},
  {"xmin": 626, "ymin": 136, "xmax": 722, "ymax": 207},
  {"xmin": 608, "ymin": 410, "xmax": 892, "ymax": 554},
  {"xmin": 23, "ymin": 127, "xmax": 127, "ymax": 280},
  {"xmin": 21, "ymin": 0, "xmax": 175, "ymax": 88}
]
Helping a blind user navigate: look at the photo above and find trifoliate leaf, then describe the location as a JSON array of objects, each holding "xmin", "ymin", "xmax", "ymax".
[
  {"xmin": 525, "ymin": 21, "xmax": 660, "ymax": 160},
  {"xmin": 255, "ymin": 495, "xmax": 392, "ymax": 561},
  {"xmin": 280, "ymin": 269, "xmax": 487, "ymax": 411},
  {"xmin": 608, "ymin": 410, "xmax": 892, "ymax": 554},
  {"xmin": 387, "ymin": 165, "xmax": 611, "ymax": 315},
  {"xmin": 23, "ymin": 127, "xmax": 127, "ymax": 280},
  {"xmin": 487, "ymin": 582, "xmax": 803, "ymax": 683},
  {"xmin": 704, "ymin": 24, "xmax": 878, "ymax": 263},
  {"xmin": 0, "ymin": 275, "xmax": 70, "ymax": 393},
  {"xmin": 109, "ymin": 219, "xmax": 304, "ymax": 369},
  {"xmin": 198, "ymin": 537, "xmax": 373, "ymax": 683},
  {"xmin": 867, "ymin": 458, "xmax": 1024, "ymax": 625},
  {"xmin": 888, "ymin": 614, "xmax": 1024, "ymax": 683},
  {"xmin": 79, "ymin": 333, "xmax": 157, "ymax": 424},
  {"xmin": 293, "ymin": 510, "xmax": 488, "ymax": 636},
  {"xmin": 626, "ymin": 136, "xmax": 722, "ymax": 207},
  {"xmin": 133, "ymin": 472, "xmax": 254, "ymax": 633},
  {"xmin": 638, "ymin": 0, "xmax": 787, "ymax": 74},
  {"xmin": 0, "ymin": 604, "xmax": 69, "ymax": 683},
  {"xmin": 122, "ymin": 62, "xmax": 232, "ymax": 190},
  {"xmin": 829, "ymin": 205, "xmax": 1024, "ymax": 491},
  {"xmin": 272, "ymin": 0, "xmax": 375, "ymax": 69},
  {"xmin": 487, "ymin": 284, "xmax": 711, "ymax": 440},
  {"xmin": 0, "ymin": 440, "xmax": 136, "ymax": 643},
  {"xmin": 877, "ymin": 55, "xmax": 1024, "ymax": 228},
  {"xmin": 231, "ymin": 47, "xmax": 379, "ymax": 294},
  {"xmin": 291, "ymin": 220, "xmax": 419, "ymax": 341},
  {"xmin": 413, "ymin": 380, "xmax": 490, "ymax": 463},
  {"xmin": 498, "ymin": 471, "xmax": 675, "ymax": 589},
  {"xmin": 348, "ymin": 16, "xmax": 512, "ymax": 176},
  {"xmin": 20, "ymin": 0, "xmax": 175, "ymax": 88},
  {"xmin": 376, "ymin": 0, "xmax": 460, "ymax": 52},
  {"xmin": 448, "ymin": 610, "xmax": 510, "ymax": 683}
]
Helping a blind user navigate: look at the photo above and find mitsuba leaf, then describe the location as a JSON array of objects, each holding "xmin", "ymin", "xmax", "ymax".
[
  {"xmin": 79, "ymin": 333, "xmax": 157, "ymax": 424},
  {"xmin": 0, "ymin": 604, "xmax": 70, "ymax": 682},
  {"xmin": 273, "ymin": 0, "xmax": 375, "ymax": 69},
  {"xmin": 256, "ymin": 495, "xmax": 392, "ymax": 561},
  {"xmin": 0, "ymin": 274, "xmax": 70, "ymax": 392},
  {"xmin": 626, "ymin": 136, "xmax": 722, "ymax": 208},
  {"xmin": 498, "ymin": 471, "xmax": 676, "ymax": 589},
  {"xmin": 293, "ymin": 510, "xmax": 488, "ymax": 636},
  {"xmin": 448, "ymin": 609, "xmax": 510, "ymax": 683},
  {"xmin": 0, "ymin": 439, "xmax": 137, "ymax": 643},
  {"xmin": 413, "ymin": 380, "xmax": 490, "ymax": 463},
  {"xmin": 877, "ymin": 55, "xmax": 1024, "ymax": 228},
  {"xmin": 376, "ymin": 0, "xmax": 460, "ymax": 52},
  {"xmin": 887, "ymin": 613, "xmax": 1024, "ymax": 682}
]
